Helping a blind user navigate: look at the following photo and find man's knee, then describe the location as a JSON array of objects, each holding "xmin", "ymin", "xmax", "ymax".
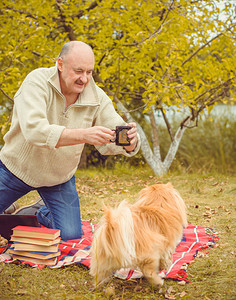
[{"xmin": 60, "ymin": 225, "xmax": 83, "ymax": 241}]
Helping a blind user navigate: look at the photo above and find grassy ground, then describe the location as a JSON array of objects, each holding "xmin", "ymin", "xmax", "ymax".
[{"xmin": 0, "ymin": 166, "xmax": 235, "ymax": 299}]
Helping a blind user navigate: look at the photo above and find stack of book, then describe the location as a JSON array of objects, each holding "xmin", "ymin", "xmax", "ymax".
[{"xmin": 9, "ymin": 226, "xmax": 61, "ymax": 265}]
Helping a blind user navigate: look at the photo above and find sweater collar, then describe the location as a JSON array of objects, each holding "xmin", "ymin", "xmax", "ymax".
[{"xmin": 48, "ymin": 63, "xmax": 100, "ymax": 106}]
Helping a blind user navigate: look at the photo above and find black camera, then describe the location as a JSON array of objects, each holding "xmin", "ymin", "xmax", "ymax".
[{"xmin": 111, "ymin": 126, "xmax": 131, "ymax": 146}]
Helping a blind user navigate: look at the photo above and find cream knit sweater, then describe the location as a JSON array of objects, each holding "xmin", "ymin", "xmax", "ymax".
[{"xmin": 0, "ymin": 65, "xmax": 140, "ymax": 187}]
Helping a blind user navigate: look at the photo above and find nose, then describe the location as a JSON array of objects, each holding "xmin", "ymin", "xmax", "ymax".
[{"xmin": 79, "ymin": 72, "xmax": 88, "ymax": 84}]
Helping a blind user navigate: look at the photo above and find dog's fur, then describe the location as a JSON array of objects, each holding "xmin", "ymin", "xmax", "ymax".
[{"xmin": 89, "ymin": 183, "xmax": 187, "ymax": 287}]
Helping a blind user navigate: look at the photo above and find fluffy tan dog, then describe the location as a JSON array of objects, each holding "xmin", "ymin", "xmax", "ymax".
[{"xmin": 89, "ymin": 183, "xmax": 187, "ymax": 287}]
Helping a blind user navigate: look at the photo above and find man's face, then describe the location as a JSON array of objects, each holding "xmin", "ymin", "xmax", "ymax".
[{"xmin": 58, "ymin": 46, "xmax": 95, "ymax": 96}]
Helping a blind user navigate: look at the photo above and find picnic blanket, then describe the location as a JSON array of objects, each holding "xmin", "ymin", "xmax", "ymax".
[{"xmin": 0, "ymin": 222, "xmax": 219, "ymax": 282}]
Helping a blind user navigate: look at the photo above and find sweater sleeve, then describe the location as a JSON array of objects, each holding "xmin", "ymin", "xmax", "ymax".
[
  {"xmin": 93, "ymin": 86, "xmax": 141, "ymax": 157},
  {"xmin": 13, "ymin": 81, "xmax": 65, "ymax": 149}
]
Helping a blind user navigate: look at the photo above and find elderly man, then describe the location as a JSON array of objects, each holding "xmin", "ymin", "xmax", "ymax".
[{"xmin": 0, "ymin": 41, "xmax": 140, "ymax": 240}]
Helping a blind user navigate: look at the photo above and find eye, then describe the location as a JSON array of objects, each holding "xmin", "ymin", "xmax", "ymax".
[{"xmin": 75, "ymin": 70, "xmax": 83, "ymax": 74}]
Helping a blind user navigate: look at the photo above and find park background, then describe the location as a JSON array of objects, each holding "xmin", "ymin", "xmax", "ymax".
[{"xmin": 0, "ymin": 0, "xmax": 235, "ymax": 299}]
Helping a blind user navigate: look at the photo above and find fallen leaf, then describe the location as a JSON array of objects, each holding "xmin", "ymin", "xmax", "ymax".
[
  {"xmin": 178, "ymin": 281, "xmax": 186, "ymax": 286},
  {"xmin": 134, "ymin": 285, "xmax": 142, "ymax": 292},
  {"xmin": 167, "ymin": 286, "xmax": 175, "ymax": 294},
  {"xmin": 180, "ymin": 291, "xmax": 187, "ymax": 297},
  {"xmin": 165, "ymin": 294, "xmax": 176, "ymax": 300},
  {"xmin": 71, "ymin": 284, "xmax": 80, "ymax": 291},
  {"xmin": 16, "ymin": 290, "xmax": 28, "ymax": 296}
]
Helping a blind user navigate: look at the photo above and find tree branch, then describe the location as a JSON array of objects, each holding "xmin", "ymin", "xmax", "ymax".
[
  {"xmin": 0, "ymin": 58, "xmax": 13, "ymax": 72},
  {"xmin": 0, "ymin": 87, "xmax": 14, "ymax": 102},
  {"xmin": 193, "ymin": 76, "xmax": 235, "ymax": 104},
  {"xmin": 160, "ymin": 107, "xmax": 174, "ymax": 141},
  {"xmin": 32, "ymin": 51, "xmax": 53, "ymax": 60},
  {"xmin": 163, "ymin": 116, "xmax": 191, "ymax": 171},
  {"xmin": 149, "ymin": 108, "xmax": 161, "ymax": 160},
  {"xmin": 55, "ymin": 2, "xmax": 77, "ymax": 41},
  {"xmin": 2, "ymin": 5, "xmax": 39, "ymax": 20},
  {"xmin": 182, "ymin": 23, "xmax": 236, "ymax": 66},
  {"xmin": 71, "ymin": 0, "xmax": 101, "ymax": 19},
  {"xmin": 122, "ymin": 0, "xmax": 175, "ymax": 47}
]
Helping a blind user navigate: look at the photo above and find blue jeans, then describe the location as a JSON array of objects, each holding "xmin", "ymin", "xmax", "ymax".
[{"xmin": 0, "ymin": 161, "xmax": 83, "ymax": 241}]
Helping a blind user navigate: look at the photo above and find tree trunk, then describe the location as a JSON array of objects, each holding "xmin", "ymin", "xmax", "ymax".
[{"xmin": 93, "ymin": 72, "xmax": 192, "ymax": 176}]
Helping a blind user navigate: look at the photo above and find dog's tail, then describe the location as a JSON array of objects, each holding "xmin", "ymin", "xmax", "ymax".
[{"xmin": 98, "ymin": 200, "xmax": 136, "ymax": 267}]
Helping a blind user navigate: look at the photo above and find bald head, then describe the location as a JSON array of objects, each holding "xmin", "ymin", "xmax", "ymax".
[
  {"xmin": 58, "ymin": 41, "xmax": 94, "ymax": 61},
  {"xmin": 57, "ymin": 41, "xmax": 95, "ymax": 99}
]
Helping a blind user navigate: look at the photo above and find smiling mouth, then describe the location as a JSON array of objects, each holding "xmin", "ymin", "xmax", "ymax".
[{"xmin": 75, "ymin": 83, "xmax": 84, "ymax": 88}]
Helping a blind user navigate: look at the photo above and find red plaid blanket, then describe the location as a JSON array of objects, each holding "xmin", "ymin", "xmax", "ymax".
[{"xmin": 0, "ymin": 222, "xmax": 219, "ymax": 282}]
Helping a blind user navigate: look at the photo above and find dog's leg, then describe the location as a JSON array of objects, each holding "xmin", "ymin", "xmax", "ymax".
[
  {"xmin": 92, "ymin": 275, "xmax": 112, "ymax": 289},
  {"xmin": 160, "ymin": 249, "xmax": 173, "ymax": 271},
  {"xmin": 139, "ymin": 257, "xmax": 164, "ymax": 286},
  {"xmin": 90, "ymin": 269, "xmax": 110, "ymax": 286},
  {"xmin": 90, "ymin": 262, "xmax": 114, "ymax": 287}
]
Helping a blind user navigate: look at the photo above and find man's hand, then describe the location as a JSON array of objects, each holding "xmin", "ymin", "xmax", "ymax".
[
  {"xmin": 81, "ymin": 126, "xmax": 115, "ymax": 145},
  {"xmin": 56, "ymin": 126, "xmax": 115, "ymax": 147},
  {"xmin": 123, "ymin": 122, "xmax": 138, "ymax": 152}
]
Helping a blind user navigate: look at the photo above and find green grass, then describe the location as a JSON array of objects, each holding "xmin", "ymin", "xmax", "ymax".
[{"xmin": 1, "ymin": 166, "xmax": 235, "ymax": 299}]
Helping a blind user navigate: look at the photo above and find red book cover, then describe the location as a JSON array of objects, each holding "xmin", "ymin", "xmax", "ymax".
[
  {"xmin": 12, "ymin": 226, "xmax": 60, "ymax": 240},
  {"xmin": 12, "ymin": 226, "xmax": 58, "ymax": 234}
]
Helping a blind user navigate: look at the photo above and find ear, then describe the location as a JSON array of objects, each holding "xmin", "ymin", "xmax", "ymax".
[{"xmin": 57, "ymin": 57, "xmax": 63, "ymax": 72}]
